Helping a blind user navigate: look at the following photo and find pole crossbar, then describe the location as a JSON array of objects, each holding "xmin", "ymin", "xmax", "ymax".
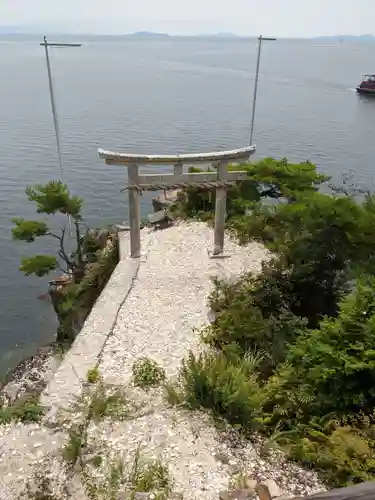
[
  {"xmin": 41, "ymin": 36, "xmax": 82, "ymax": 181},
  {"xmin": 40, "ymin": 42, "xmax": 82, "ymax": 47},
  {"xmin": 249, "ymin": 35, "xmax": 276, "ymax": 146}
]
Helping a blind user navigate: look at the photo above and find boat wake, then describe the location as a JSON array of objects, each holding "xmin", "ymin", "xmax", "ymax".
[{"xmin": 347, "ymin": 88, "xmax": 357, "ymax": 92}]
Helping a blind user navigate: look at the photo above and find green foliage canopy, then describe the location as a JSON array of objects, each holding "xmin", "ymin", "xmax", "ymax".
[
  {"xmin": 26, "ymin": 180, "xmax": 83, "ymax": 219},
  {"xmin": 11, "ymin": 219, "xmax": 49, "ymax": 242},
  {"xmin": 12, "ymin": 181, "xmax": 85, "ymax": 278},
  {"xmin": 19, "ymin": 255, "xmax": 58, "ymax": 277},
  {"xmin": 173, "ymin": 157, "xmax": 329, "ymax": 220}
]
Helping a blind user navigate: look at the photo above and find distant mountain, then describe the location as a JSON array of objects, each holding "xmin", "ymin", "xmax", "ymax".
[
  {"xmin": 126, "ymin": 31, "xmax": 170, "ymax": 38},
  {"xmin": 197, "ymin": 32, "xmax": 240, "ymax": 38},
  {"xmin": 0, "ymin": 28, "xmax": 245, "ymax": 39},
  {"xmin": 315, "ymin": 34, "xmax": 375, "ymax": 40}
]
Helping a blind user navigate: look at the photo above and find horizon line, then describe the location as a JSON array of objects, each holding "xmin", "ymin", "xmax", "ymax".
[{"xmin": 0, "ymin": 30, "xmax": 374, "ymax": 39}]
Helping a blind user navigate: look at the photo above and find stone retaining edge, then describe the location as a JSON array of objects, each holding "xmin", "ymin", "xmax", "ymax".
[{"xmin": 41, "ymin": 231, "xmax": 147, "ymax": 416}]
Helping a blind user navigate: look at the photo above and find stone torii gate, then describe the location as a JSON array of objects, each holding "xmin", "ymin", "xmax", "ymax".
[{"xmin": 98, "ymin": 146, "xmax": 256, "ymax": 258}]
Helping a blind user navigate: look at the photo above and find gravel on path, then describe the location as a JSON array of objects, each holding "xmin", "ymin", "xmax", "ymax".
[{"xmin": 100, "ymin": 222, "xmax": 267, "ymax": 384}]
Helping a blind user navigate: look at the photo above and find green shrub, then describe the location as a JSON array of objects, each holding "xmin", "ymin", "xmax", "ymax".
[
  {"xmin": 57, "ymin": 234, "xmax": 119, "ymax": 343},
  {"xmin": 210, "ymin": 223, "xmax": 352, "ymax": 333},
  {"xmin": 244, "ymin": 157, "xmax": 329, "ymax": 201},
  {"xmin": 260, "ymin": 277, "xmax": 375, "ymax": 437},
  {"xmin": 164, "ymin": 381, "xmax": 183, "ymax": 406},
  {"xmin": 205, "ymin": 266, "xmax": 308, "ymax": 376},
  {"xmin": 230, "ymin": 193, "xmax": 375, "ymax": 327},
  {"xmin": 174, "ymin": 158, "xmax": 328, "ymax": 222},
  {"xmin": 283, "ymin": 278, "xmax": 375, "ymax": 416},
  {"xmin": 88, "ymin": 383, "xmax": 128, "ymax": 422},
  {"xmin": 281, "ymin": 423, "xmax": 375, "ymax": 487},
  {"xmin": 62, "ymin": 423, "xmax": 85, "ymax": 465},
  {"xmin": 231, "ymin": 193, "xmax": 375, "ymax": 304},
  {"xmin": 75, "ymin": 236, "xmax": 119, "ymax": 312},
  {"xmin": 129, "ymin": 451, "xmax": 171, "ymax": 497},
  {"xmin": 0, "ymin": 396, "xmax": 44, "ymax": 424},
  {"xmin": 87, "ymin": 367, "xmax": 100, "ymax": 384},
  {"xmin": 132, "ymin": 358, "xmax": 166, "ymax": 389},
  {"xmin": 83, "ymin": 450, "xmax": 172, "ymax": 500},
  {"xmin": 179, "ymin": 351, "xmax": 264, "ymax": 428},
  {"xmin": 231, "ymin": 191, "xmax": 374, "ymax": 249}
]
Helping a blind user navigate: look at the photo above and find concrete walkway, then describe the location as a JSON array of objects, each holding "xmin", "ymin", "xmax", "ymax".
[{"xmin": 99, "ymin": 222, "xmax": 267, "ymax": 385}]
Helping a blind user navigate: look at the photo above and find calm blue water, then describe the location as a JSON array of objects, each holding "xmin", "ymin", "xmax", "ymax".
[{"xmin": 0, "ymin": 35, "xmax": 374, "ymax": 376}]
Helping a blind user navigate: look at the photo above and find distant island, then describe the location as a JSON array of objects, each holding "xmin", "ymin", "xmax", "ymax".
[
  {"xmin": 0, "ymin": 27, "xmax": 242, "ymax": 39},
  {"xmin": 126, "ymin": 31, "xmax": 239, "ymax": 39},
  {"xmin": 314, "ymin": 34, "xmax": 375, "ymax": 40},
  {"xmin": 0, "ymin": 27, "xmax": 374, "ymax": 41},
  {"xmin": 126, "ymin": 31, "xmax": 170, "ymax": 39}
]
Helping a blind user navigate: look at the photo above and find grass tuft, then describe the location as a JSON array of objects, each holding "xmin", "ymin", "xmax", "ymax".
[
  {"xmin": 0, "ymin": 395, "xmax": 44, "ymax": 425},
  {"xmin": 132, "ymin": 358, "xmax": 166, "ymax": 390},
  {"xmin": 177, "ymin": 351, "xmax": 264, "ymax": 429},
  {"xmin": 128, "ymin": 447, "xmax": 172, "ymax": 499}
]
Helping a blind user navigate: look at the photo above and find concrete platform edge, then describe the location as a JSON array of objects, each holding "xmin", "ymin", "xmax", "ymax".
[{"xmin": 41, "ymin": 231, "xmax": 148, "ymax": 416}]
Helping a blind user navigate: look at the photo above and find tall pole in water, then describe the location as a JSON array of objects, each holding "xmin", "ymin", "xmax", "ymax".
[
  {"xmin": 249, "ymin": 35, "xmax": 276, "ymax": 146},
  {"xmin": 40, "ymin": 37, "xmax": 81, "ymax": 180}
]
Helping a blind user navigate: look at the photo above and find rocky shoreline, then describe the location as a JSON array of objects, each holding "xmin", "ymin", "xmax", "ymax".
[{"xmin": 0, "ymin": 344, "xmax": 62, "ymax": 405}]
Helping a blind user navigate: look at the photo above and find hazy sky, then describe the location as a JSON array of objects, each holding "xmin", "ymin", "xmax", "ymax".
[{"xmin": 1, "ymin": 0, "xmax": 374, "ymax": 37}]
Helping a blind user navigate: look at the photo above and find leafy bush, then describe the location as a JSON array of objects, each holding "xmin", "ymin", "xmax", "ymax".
[
  {"xmin": 67, "ymin": 234, "xmax": 119, "ymax": 313},
  {"xmin": 178, "ymin": 352, "xmax": 264, "ymax": 428},
  {"xmin": 199, "ymin": 276, "xmax": 375, "ymax": 486},
  {"xmin": 271, "ymin": 278, "xmax": 375, "ymax": 419},
  {"xmin": 129, "ymin": 450, "xmax": 172, "ymax": 497},
  {"xmin": 244, "ymin": 157, "xmax": 329, "ymax": 200},
  {"xmin": 171, "ymin": 158, "xmax": 328, "ymax": 221},
  {"xmin": 88, "ymin": 383, "xmax": 128, "ymax": 422},
  {"xmin": 56, "ymin": 234, "xmax": 119, "ymax": 343},
  {"xmin": 280, "ymin": 421, "xmax": 375, "ymax": 487},
  {"xmin": 62, "ymin": 423, "xmax": 86, "ymax": 465},
  {"xmin": 205, "ymin": 269, "xmax": 307, "ymax": 377},
  {"xmin": 132, "ymin": 358, "xmax": 166, "ymax": 389},
  {"xmin": 227, "ymin": 192, "xmax": 375, "ymax": 327},
  {"xmin": 0, "ymin": 396, "xmax": 44, "ymax": 424},
  {"xmin": 232, "ymin": 191, "xmax": 375, "ymax": 264}
]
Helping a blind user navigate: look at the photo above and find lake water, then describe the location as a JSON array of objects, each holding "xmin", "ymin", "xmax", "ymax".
[{"xmin": 0, "ymin": 35, "xmax": 374, "ymax": 376}]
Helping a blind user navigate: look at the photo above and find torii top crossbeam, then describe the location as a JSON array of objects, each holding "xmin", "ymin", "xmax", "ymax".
[{"xmin": 98, "ymin": 146, "xmax": 256, "ymax": 166}]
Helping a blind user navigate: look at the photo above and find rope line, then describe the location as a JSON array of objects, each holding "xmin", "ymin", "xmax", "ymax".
[
  {"xmin": 44, "ymin": 40, "xmax": 65, "ymax": 182},
  {"xmin": 122, "ymin": 181, "xmax": 236, "ymax": 192}
]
